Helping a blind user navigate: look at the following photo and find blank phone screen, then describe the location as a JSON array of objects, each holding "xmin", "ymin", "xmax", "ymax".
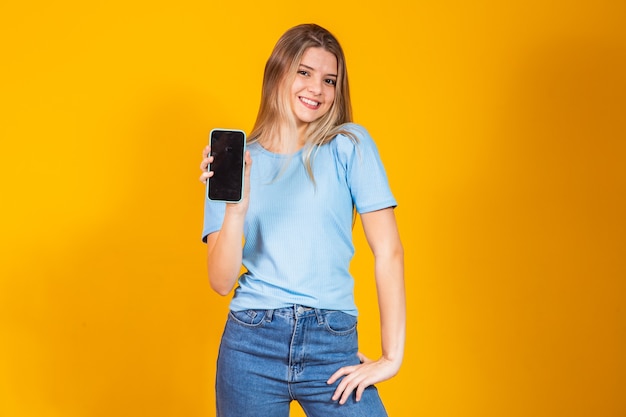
[{"xmin": 208, "ymin": 130, "xmax": 245, "ymax": 202}]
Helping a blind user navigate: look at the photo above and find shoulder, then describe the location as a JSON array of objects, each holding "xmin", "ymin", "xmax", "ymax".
[
  {"xmin": 330, "ymin": 123, "xmax": 383, "ymax": 161},
  {"xmin": 331, "ymin": 123, "xmax": 378, "ymax": 153},
  {"xmin": 335, "ymin": 123, "xmax": 372, "ymax": 142},
  {"xmin": 322, "ymin": 124, "xmax": 385, "ymax": 174}
]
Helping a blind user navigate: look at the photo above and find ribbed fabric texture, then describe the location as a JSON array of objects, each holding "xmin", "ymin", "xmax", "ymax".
[{"xmin": 202, "ymin": 124, "xmax": 396, "ymax": 316}]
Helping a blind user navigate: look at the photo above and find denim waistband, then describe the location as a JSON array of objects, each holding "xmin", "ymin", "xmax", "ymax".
[{"xmin": 265, "ymin": 305, "xmax": 326, "ymax": 323}]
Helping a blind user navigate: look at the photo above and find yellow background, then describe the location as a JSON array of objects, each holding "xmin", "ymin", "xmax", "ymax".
[{"xmin": 1, "ymin": 1, "xmax": 625, "ymax": 416}]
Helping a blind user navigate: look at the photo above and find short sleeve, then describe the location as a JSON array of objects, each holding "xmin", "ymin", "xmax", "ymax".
[
  {"xmin": 201, "ymin": 196, "xmax": 226, "ymax": 243},
  {"xmin": 335, "ymin": 124, "xmax": 397, "ymax": 214}
]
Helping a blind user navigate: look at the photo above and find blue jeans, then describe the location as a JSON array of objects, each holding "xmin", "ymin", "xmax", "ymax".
[{"xmin": 216, "ymin": 305, "xmax": 388, "ymax": 417}]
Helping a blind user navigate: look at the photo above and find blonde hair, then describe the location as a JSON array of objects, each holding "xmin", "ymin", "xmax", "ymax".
[{"xmin": 249, "ymin": 24, "xmax": 356, "ymax": 180}]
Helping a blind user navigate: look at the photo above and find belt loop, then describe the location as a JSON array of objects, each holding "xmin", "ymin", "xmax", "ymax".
[
  {"xmin": 265, "ymin": 308, "xmax": 274, "ymax": 322},
  {"xmin": 314, "ymin": 308, "xmax": 324, "ymax": 325}
]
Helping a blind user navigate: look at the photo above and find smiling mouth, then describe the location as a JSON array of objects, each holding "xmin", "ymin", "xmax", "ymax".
[{"xmin": 299, "ymin": 96, "xmax": 321, "ymax": 109}]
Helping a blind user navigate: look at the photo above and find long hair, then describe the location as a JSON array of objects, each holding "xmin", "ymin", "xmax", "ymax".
[{"xmin": 249, "ymin": 24, "xmax": 356, "ymax": 181}]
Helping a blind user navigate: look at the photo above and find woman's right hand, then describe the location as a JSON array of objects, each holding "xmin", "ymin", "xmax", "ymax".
[{"xmin": 199, "ymin": 145, "xmax": 253, "ymax": 214}]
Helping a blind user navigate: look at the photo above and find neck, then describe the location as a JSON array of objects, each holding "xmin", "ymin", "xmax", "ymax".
[{"xmin": 261, "ymin": 125, "xmax": 306, "ymax": 154}]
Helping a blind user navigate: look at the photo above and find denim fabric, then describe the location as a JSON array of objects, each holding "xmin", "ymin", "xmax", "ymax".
[{"xmin": 216, "ymin": 305, "xmax": 388, "ymax": 417}]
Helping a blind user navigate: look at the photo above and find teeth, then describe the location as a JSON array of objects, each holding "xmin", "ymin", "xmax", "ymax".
[{"xmin": 300, "ymin": 97, "xmax": 320, "ymax": 107}]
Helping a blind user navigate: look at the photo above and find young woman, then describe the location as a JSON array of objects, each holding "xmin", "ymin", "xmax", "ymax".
[{"xmin": 199, "ymin": 23, "xmax": 405, "ymax": 417}]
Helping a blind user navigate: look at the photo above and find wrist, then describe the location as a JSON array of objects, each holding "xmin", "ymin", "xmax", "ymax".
[{"xmin": 224, "ymin": 204, "xmax": 247, "ymax": 219}]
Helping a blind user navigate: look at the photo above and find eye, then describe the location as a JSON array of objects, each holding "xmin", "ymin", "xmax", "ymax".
[
  {"xmin": 325, "ymin": 78, "xmax": 337, "ymax": 86},
  {"xmin": 298, "ymin": 70, "xmax": 310, "ymax": 76}
]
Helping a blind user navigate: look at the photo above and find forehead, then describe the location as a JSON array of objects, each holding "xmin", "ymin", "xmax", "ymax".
[{"xmin": 299, "ymin": 47, "xmax": 338, "ymax": 73}]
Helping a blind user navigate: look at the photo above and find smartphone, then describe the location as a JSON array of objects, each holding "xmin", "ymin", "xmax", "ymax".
[{"xmin": 207, "ymin": 129, "xmax": 246, "ymax": 202}]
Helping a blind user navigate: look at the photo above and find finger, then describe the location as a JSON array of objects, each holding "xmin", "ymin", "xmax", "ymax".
[
  {"xmin": 200, "ymin": 155, "xmax": 214, "ymax": 172},
  {"xmin": 332, "ymin": 375, "xmax": 352, "ymax": 402},
  {"xmin": 327, "ymin": 365, "xmax": 355, "ymax": 385},
  {"xmin": 337, "ymin": 376, "xmax": 360, "ymax": 405},
  {"xmin": 339, "ymin": 374, "xmax": 370, "ymax": 405},
  {"xmin": 354, "ymin": 382, "xmax": 367, "ymax": 402},
  {"xmin": 331, "ymin": 369, "xmax": 362, "ymax": 403},
  {"xmin": 202, "ymin": 145, "xmax": 210, "ymax": 158},
  {"xmin": 199, "ymin": 171, "xmax": 213, "ymax": 183}
]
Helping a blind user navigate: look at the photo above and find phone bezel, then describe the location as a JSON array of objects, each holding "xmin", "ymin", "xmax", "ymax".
[{"xmin": 207, "ymin": 128, "xmax": 246, "ymax": 203}]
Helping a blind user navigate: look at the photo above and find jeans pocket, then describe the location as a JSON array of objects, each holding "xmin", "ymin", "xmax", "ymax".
[
  {"xmin": 228, "ymin": 309, "xmax": 267, "ymax": 328},
  {"xmin": 324, "ymin": 311, "xmax": 358, "ymax": 335}
]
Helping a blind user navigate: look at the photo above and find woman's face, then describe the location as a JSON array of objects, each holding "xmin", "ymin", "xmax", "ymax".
[{"xmin": 289, "ymin": 47, "xmax": 338, "ymax": 130}]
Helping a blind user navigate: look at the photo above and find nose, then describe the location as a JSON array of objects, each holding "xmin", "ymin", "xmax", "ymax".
[{"xmin": 306, "ymin": 76, "xmax": 323, "ymax": 95}]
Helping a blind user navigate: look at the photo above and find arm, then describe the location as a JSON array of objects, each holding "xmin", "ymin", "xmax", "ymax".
[
  {"xmin": 200, "ymin": 145, "xmax": 252, "ymax": 295},
  {"xmin": 327, "ymin": 207, "xmax": 406, "ymax": 404}
]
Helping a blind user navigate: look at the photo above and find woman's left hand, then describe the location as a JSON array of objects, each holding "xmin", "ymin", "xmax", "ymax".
[{"xmin": 326, "ymin": 351, "xmax": 401, "ymax": 405}]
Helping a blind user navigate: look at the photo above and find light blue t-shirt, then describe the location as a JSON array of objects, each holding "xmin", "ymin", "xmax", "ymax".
[{"xmin": 202, "ymin": 123, "xmax": 396, "ymax": 316}]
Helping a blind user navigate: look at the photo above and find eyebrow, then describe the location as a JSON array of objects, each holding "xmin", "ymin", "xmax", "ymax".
[{"xmin": 299, "ymin": 63, "xmax": 337, "ymax": 78}]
